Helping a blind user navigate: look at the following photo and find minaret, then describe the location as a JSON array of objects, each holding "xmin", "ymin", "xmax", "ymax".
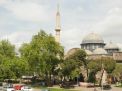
[{"xmin": 55, "ymin": 3, "xmax": 61, "ymax": 43}]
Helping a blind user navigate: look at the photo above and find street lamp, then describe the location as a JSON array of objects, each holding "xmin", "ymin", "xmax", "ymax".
[{"xmin": 101, "ymin": 55, "xmax": 105, "ymax": 91}]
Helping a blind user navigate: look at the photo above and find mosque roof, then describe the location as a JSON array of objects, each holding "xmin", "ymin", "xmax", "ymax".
[
  {"xmin": 85, "ymin": 50, "xmax": 93, "ymax": 55},
  {"xmin": 104, "ymin": 42, "xmax": 119, "ymax": 49},
  {"xmin": 64, "ymin": 48, "xmax": 80, "ymax": 59},
  {"xmin": 82, "ymin": 33, "xmax": 104, "ymax": 44},
  {"xmin": 93, "ymin": 48, "xmax": 107, "ymax": 55}
]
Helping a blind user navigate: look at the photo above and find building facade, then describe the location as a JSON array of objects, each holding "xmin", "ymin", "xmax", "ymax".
[
  {"xmin": 80, "ymin": 33, "xmax": 119, "ymax": 55},
  {"xmin": 66, "ymin": 33, "xmax": 122, "ymax": 63}
]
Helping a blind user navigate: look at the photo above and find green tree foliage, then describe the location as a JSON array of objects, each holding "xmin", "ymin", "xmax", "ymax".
[
  {"xmin": 87, "ymin": 71, "xmax": 96, "ymax": 83},
  {"xmin": 88, "ymin": 57, "xmax": 116, "ymax": 85},
  {"xmin": 0, "ymin": 40, "xmax": 15, "ymax": 58},
  {"xmin": 67, "ymin": 49, "xmax": 86, "ymax": 62},
  {"xmin": 101, "ymin": 57, "xmax": 116, "ymax": 73},
  {"xmin": 88, "ymin": 57, "xmax": 116, "ymax": 74},
  {"xmin": 112, "ymin": 63, "xmax": 122, "ymax": 78},
  {"xmin": 87, "ymin": 60, "xmax": 100, "ymax": 83},
  {"xmin": 0, "ymin": 40, "xmax": 16, "ymax": 80},
  {"xmin": 88, "ymin": 60, "xmax": 101, "ymax": 72},
  {"xmin": 19, "ymin": 30, "xmax": 64, "ymax": 84},
  {"xmin": 0, "ymin": 40, "xmax": 29, "ymax": 80},
  {"xmin": 9, "ymin": 58, "xmax": 29, "ymax": 78},
  {"xmin": 60, "ymin": 49, "xmax": 87, "ymax": 81},
  {"xmin": 67, "ymin": 49, "xmax": 89, "ymax": 78},
  {"xmin": 60, "ymin": 59, "xmax": 79, "ymax": 79},
  {"xmin": 112, "ymin": 64, "xmax": 122, "ymax": 86}
]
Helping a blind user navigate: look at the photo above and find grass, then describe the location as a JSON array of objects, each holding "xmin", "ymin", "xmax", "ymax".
[
  {"xmin": 115, "ymin": 82, "xmax": 122, "ymax": 88},
  {"xmin": 115, "ymin": 85, "xmax": 122, "ymax": 88},
  {"xmin": 33, "ymin": 86, "xmax": 79, "ymax": 91},
  {"xmin": 43, "ymin": 88, "xmax": 79, "ymax": 91}
]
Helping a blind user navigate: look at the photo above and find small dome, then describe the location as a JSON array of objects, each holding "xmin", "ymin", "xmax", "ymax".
[
  {"xmin": 93, "ymin": 48, "xmax": 107, "ymax": 55},
  {"xmin": 82, "ymin": 33, "xmax": 104, "ymax": 44},
  {"xmin": 105, "ymin": 42, "xmax": 119, "ymax": 49},
  {"xmin": 66, "ymin": 48, "xmax": 80, "ymax": 57},
  {"xmin": 85, "ymin": 50, "xmax": 93, "ymax": 55}
]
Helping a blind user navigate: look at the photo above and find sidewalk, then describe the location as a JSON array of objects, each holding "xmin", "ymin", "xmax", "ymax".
[
  {"xmin": 32, "ymin": 85, "xmax": 122, "ymax": 91},
  {"xmin": 48, "ymin": 85, "xmax": 122, "ymax": 91}
]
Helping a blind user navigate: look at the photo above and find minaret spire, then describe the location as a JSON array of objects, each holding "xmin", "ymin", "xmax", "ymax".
[{"xmin": 55, "ymin": 1, "xmax": 61, "ymax": 43}]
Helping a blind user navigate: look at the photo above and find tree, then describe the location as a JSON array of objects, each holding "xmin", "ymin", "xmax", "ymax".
[
  {"xmin": 87, "ymin": 71, "xmax": 96, "ymax": 83},
  {"xmin": 19, "ymin": 30, "xmax": 64, "ymax": 85},
  {"xmin": 87, "ymin": 60, "xmax": 101, "ymax": 85},
  {"xmin": 88, "ymin": 57, "xmax": 116, "ymax": 85},
  {"xmin": 0, "ymin": 40, "xmax": 15, "ymax": 58},
  {"xmin": 101, "ymin": 57, "xmax": 116, "ymax": 73},
  {"xmin": 0, "ymin": 40, "xmax": 16, "ymax": 80},
  {"xmin": 66, "ymin": 49, "xmax": 88, "ymax": 80},
  {"xmin": 88, "ymin": 57, "xmax": 116, "ymax": 74},
  {"xmin": 112, "ymin": 64, "xmax": 122, "ymax": 85},
  {"xmin": 59, "ymin": 59, "xmax": 80, "ymax": 80},
  {"xmin": 10, "ymin": 58, "xmax": 29, "ymax": 78}
]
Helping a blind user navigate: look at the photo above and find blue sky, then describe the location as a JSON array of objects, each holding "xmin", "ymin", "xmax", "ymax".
[{"xmin": 0, "ymin": 0, "xmax": 122, "ymax": 51}]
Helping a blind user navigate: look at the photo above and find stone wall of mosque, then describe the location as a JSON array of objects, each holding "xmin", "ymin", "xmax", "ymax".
[{"xmin": 113, "ymin": 52, "xmax": 122, "ymax": 63}]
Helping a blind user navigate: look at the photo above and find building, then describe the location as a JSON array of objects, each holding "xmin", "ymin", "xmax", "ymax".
[
  {"xmin": 66, "ymin": 33, "xmax": 122, "ymax": 63},
  {"xmin": 113, "ymin": 52, "xmax": 122, "ymax": 63},
  {"xmin": 81, "ymin": 33, "xmax": 105, "ymax": 52},
  {"xmin": 80, "ymin": 33, "xmax": 119, "ymax": 55},
  {"xmin": 80, "ymin": 33, "xmax": 122, "ymax": 62},
  {"xmin": 54, "ymin": 4, "xmax": 122, "ymax": 63},
  {"xmin": 105, "ymin": 42, "xmax": 119, "ymax": 55}
]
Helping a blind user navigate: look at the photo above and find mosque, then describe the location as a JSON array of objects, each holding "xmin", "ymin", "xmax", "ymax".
[
  {"xmin": 80, "ymin": 33, "xmax": 119, "ymax": 55},
  {"xmin": 66, "ymin": 32, "xmax": 122, "ymax": 63},
  {"xmin": 80, "ymin": 33, "xmax": 122, "ymax": 62},
  {"xmin": 54, "ymin": 4, "xmax": 122, "ymax": 63}
]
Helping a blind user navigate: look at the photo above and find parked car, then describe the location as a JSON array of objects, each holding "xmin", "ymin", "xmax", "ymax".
[
  {"xmin": 21, "ymin": 86, "xmax": 32, "ymax": 91},
  {"xmin": 103, "ymin": 84, "xmax": 111, "ymax": 90},
  {"xmin": 3, "ymin": 84, "xmax": 15, "ymax": 91},
  {"xmin": 60, "ymin": 81, "xmax": 74, "ymax": 88},
  {"xmin": 14, "ymin": 84, "xmax": 23, "ymax": 90}
]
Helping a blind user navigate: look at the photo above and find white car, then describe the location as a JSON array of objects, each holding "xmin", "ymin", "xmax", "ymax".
[
  {"xmin": 6, "ymin": 87, "xmax": 15, "ymax": 91},
  {"xmin": 21, "ymin": 86, "xmax": 32, "ymax": 91},
  {"xmin": 3, "ymin": 84, "xmax": 15, "ymax": 91},
  {"xmin": 3, "ymin": 85, "xmax": 15, "ymax": 91}
]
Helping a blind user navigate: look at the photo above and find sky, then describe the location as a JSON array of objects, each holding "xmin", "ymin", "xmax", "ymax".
[{"xmin": 0, "ymin": 0, "xmax": 122, "ymax": 52}]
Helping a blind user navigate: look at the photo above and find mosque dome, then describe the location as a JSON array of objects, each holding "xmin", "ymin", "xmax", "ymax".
[
  {"xmin": 64, "ymin": 48, "xmax": 80, "ymax": 59},
  {"xmin": 82, "ymin": 33, "xmax": 104, "ymax": 44},
  {"xmin": 66, "ymin": 48, "xmax": 80, "ymax": 56},
  {"xmin": 104, "ymin": 42, "xmax": 119, "ymax": 49},
  {"xmin": 85, "ymin": 50, "xmax": 93, "ymax": 55},
  {"xmin": 93, "ymin": 48, "xmax": 107, "ymax": 55}
]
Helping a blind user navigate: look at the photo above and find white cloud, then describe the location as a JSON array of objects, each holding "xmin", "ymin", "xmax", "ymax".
[
  {"xmin": 117, "ymin": 43, "xmax": 122, "ymax": 49},
  {"xmin": 0, "ymin": 0, "xmax": 8, "ymax": 5},
  {"xmin": 0, "ymin": 0, "xmax": 122, "ymax": 52},
  {"xmin": 1, "ymin": 32, "xmax": 29, "ymax": 44},
  {"xmin": 91, "ymin": 7, "xmax": 122, "ymax": 42},
  {"xmin": 0, "ymin": 0, "xmax": 52, "ymax": 22}
]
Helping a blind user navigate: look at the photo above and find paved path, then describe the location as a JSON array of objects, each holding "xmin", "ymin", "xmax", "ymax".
[
  {"xmin": 71, "ymin": 85, "xmax": 122, "ymax": 91},
  {"xmin": 33, "ymin": 85, "xmax": 122, "ymax": 91}
]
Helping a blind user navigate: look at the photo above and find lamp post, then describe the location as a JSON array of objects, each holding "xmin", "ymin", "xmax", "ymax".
[
  {"xmin": 101, "ymin": 69, "xmax": 104, "ymax": 91},
  {"xmin": 101, "ymin": 55, "xmax": 104, "ymax": 91}
]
